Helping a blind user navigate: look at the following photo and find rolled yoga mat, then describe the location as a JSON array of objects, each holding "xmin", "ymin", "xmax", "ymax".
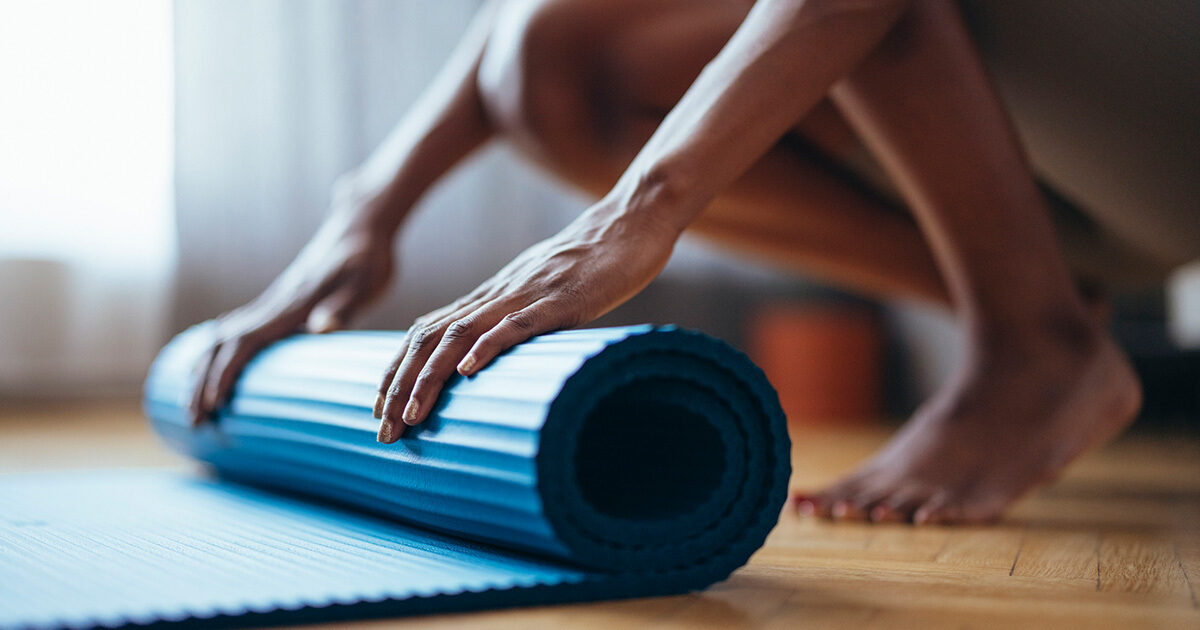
[{"xmin": 1, "ymin": 325, "xmax": 790, "ymax": 630}]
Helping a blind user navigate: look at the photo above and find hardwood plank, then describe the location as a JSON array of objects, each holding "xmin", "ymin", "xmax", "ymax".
[
  {"xmin": 0, "ymin": 400, "xmax": 181, "ymax": 472},
  {"xmin": 741, "ymin": 561, "xmax": 1200, "ymax": 626},
  {"xmin": 863, "ymin": 603, "xmax": 1200, "ymax": 630},
  {"xmin": 760, "ymin": 592, "xmax": 876, "ymax": 630},
  {"xmin": 655, "ymin": 585, "xmax": 793, "ymax": 628},
  {"xmin": 759, "ymin": 513, "xmax": 874, "ymax": 553},
  {"xmin": 1176, "ymin": 539, "xmax": 1200, "ymax": 609},
  {"xmin": 1099, "ymin": 532, "xmax": 1193, "ymax": 606},
  {"xmin": 1011, "ymin": 529, "xmax": 1099, "ymax": 587},
  {"xmin": 326, "ymin": 595, "xmax": 696, "ymax": 630},
  {"xmin": 935, "ymin": 526, "xmax": 1024, "ymax": 571},
  {"xmin": 862, "ymin": 524, "xmax": 948, "ymax": 562}
]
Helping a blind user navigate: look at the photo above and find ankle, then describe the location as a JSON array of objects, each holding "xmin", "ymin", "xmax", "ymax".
[{"xmin": 969, "ymin": 308, "xmax": 1104, "ymax": 369}]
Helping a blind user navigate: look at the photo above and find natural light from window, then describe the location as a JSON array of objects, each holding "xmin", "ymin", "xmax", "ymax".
[{"xmin": 0, "ymin": 0, "xmax": 173, "ymax": 272}]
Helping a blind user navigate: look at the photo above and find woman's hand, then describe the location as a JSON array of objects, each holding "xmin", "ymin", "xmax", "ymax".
[
  {"xmin": 188, "ymin": 206, "xmax": 395, "ymax": 426},
  {"xmin": 373, "ymin": 200, "xmax": 678, "ymax": 443}
]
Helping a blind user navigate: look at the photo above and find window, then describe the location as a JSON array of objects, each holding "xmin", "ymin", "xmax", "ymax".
[
  {"xmin": 0, "ymin": 1, "xmax": 174, "ymax": 394},
  {"xmin": 0, "ymin": 0, "xmax": 173, "ymax": 272}
]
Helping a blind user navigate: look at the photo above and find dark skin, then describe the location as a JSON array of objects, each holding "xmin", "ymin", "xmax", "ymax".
[{"xmin": 190, "ymin": 0, "xmax": 1141, "ymax": 525}]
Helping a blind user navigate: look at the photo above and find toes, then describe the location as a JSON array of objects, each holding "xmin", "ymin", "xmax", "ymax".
[
  {"xmin": 807, "ymin": 494, "xmax": 838, "ymax": 519},
  {"xmin": 805, "ymin": 470, "xmax": 876, "ymax": 518},
  {"xmin": 799, "ymin": 469, "xmax": 1004, "ymax": 526},
  {"xmin": 793, "ymin": 488, "xmax": 841, "ymax": 518},
  {"xmin": 812, "ymin": 485, "xmax": 858, "ymax": 519},
  {"xmin": 831, "ymin": 500, "xmax": 867, "ymax": 521},
  {"xmin": 912, "ymin": 492, "xmax": 953, "ymax": 525},
  {"xmin": 832, "ymin": 484, "xmax": 893, "ymax": 522},
  {"xmin": 806, "ymin": 474, "xmax": 1014, "ymax": 526},
  {"xmin": 790, "ymin": 493, "xmax": 822, "ymax": 516},
  {"xmin": 799, "ymin": 468, "xmax": 904, "ymax": 522},
  {"xmin": 913, "ymin": 490, "xmax": 1008, "ymax": 525},
  {"xmin": 869, "ymin": 504, "xmax": 905, "ymax": 523},
  {"xmin": 869, "ymin": 486, "xmax": 931, "ymax": 523}
]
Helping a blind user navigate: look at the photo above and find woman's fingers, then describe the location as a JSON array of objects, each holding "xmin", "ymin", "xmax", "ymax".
[
  {"xmin": 188, "ymin": 344, "xmax": 220, "ymax": 426},
  {"xmin": 376, "ymin": 297, "xmax": 569, "ymax": 444},
  {"xmin": 186, "ymin": 224, "xmax": 398, "ymax": 431},
  {"xmin": 190, "ymin": 337, "xmax": 256, "ymax": 426},
  {"xmin": 366, "ymin": 207, "xmax": 674, "ymax": 444},
  {"xmin": 307, "ymin": 254, "xmax": 392, "ymax": 334},
  {"xmin": 371, "ymin": 294, "xmax": 483, "ymax": 419},
  {"xmin": 378, "ymin": 323, "xmax": 447, "ymax": 442},
  {"xmin": 373, "ymin": 334, "xmax": 411, "ymax": 419},
  {"xmin": 377, "ymin": 296, "xmax": 501, "ymax": 442},
  {"xmin": 191, "ymin": 311, "xmax": 303, "ymax": 426},
  {"xmin": 201, "ymin": 337, "xmax": 263, "ymax": 416},
  {"xmin": 306, "ymin": 284, "xmax": 359, "ymax": 333},
  {"xmin": 459, "ymin": 299, "xmax": 565, "ymax": 376},
  {"xmin": 399, "ymin": 304, "xmax": 513, "ymax": 429}
]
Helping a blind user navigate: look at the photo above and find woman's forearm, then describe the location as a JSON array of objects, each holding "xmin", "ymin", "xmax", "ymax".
[
  {"xmin": 338, "ymin": 2, "xmax": 502, "ymax": 235},
  {"xmin": 187, "ymin": 5, "xmax": 507, "ymax": 423},
  {"xmin": 608, "ymin": 0, "xmax": 910, "ymax": 232}
]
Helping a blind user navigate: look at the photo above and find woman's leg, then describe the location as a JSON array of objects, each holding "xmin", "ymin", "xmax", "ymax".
[
  {"xmin": 478, "ymin": 0, "xmax": 949, "ymax": 305},
  {"xmin": 477, "ymin": 0, "xmax": 1141, "ymax": 524},
  {"xmin": 806, "ymin": 0, "xmax": 1142, "ymax": 523}
]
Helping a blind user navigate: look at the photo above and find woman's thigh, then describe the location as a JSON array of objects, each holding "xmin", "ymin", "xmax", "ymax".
[{"xmin": 963, "ymin": 0, "xmax": 1200, "ymax": 279}]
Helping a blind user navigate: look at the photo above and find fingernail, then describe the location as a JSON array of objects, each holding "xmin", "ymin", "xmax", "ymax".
[
  {"xmin": 869, "ymin": 505, "xmax": 889, "ymax": 522},
  {"xmin": 377, "ymin": 419, "xmax": 393, "ymax": 443},
  {"xmin": 796, "ymin": 500, "xmax": 816, "ymax": 516},
  {"xmin": 193, "ymin": 408, "xmax": 212, "ymax": 428},
  {"xmin": 832, "ymin": 501, "xmax": 850, "ymax": 519},
  {"xmin": 319, "ymin": 314, "xmax": 342, "ymax": 333},
  {"xmin": 373, "ymin": 394, "xmax": 384, "ymax": 419},
  {"xmin": 402, "ymin": 399, "xmax": 420, "ymax": 425},
  {"xmin": 457, "ymin": 354, "xmax": 476, "ymax": 375}
]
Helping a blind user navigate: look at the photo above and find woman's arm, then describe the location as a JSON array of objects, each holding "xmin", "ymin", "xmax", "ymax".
[
  {"xmin": 333, "ymin": 0, "xmax": 500, "ymax": 236},
  {"xmin": 375, "ymin": 0, "xmax": 913, "ymax": 439},
  {"xmin": 612, "ymin": 0, "xmax": 909, "ymax": 231},
  {"xmin": 189, "ymin": 2, "xmax": 502, "ymax": 425}
]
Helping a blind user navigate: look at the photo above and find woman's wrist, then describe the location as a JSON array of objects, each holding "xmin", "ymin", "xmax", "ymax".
[
  {"xmin": 606, "ymin": 156, "xmax": 711, "ymax": 238},
  {"xmin": 328, "ymin": 170, "xmax": 410, "ymax": 238}
]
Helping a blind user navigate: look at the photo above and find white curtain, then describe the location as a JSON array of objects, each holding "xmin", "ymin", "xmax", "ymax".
[
  {"xmin": 173, "ymin": 0, "xmax": 584, "ymax": 331},
  {"xmin": 0, "ymin": 1, "xmax": 175, "ymax": 397}
]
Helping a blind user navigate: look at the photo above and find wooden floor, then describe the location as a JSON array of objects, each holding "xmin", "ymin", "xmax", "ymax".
[{"xmin": 2, "ymin": 400, "xmax": 1198, "ymax": 629}]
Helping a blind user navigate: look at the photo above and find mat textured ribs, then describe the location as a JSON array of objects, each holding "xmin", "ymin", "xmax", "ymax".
[{"xmin": 1, "ymin": 325, "xmax": 790, "ymax": 629}]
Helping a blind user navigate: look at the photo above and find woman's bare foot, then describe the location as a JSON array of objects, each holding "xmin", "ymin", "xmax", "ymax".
[{"xmin": 793, "ymin": 321, "xmax": 1142, "ymax": 525}]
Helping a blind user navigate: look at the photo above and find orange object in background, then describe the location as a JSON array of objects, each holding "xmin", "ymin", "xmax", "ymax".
[{"xmin": 749, "ymin": 304, "xmax": 883, "ymax": 426}]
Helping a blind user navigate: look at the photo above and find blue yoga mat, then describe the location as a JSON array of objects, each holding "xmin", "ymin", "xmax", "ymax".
[{"xmin": 1, "ymin": 325, "xmax": 790, "ymax": 629}]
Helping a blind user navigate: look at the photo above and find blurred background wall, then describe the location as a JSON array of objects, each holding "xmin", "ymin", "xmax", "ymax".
[{"xmin": 0, "ymin": 1, "xmax": 174, "ymax": 397}]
